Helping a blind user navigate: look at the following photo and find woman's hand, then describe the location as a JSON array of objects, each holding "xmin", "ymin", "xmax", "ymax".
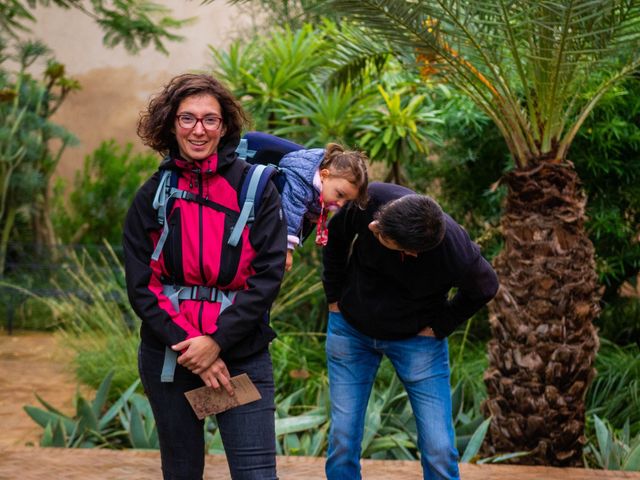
[
  {"xmin": 172, "ymin": 335, "xmax": 221, "ymax": 374},
  {"xmin": 199, "ymin": 358, "xmax": 234, "ymax": 396}
]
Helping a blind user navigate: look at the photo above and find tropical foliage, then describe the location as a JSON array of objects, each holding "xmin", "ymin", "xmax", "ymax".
[
  {"xmin": 0, "ymin": 0, "xmax": 186, "ymax": 278},
  {"xmin": 1, "ymin": 0, "xmax": 189, "ymax": 54},
  {"xmin": 209, "ymin": 21, "xmax": 443, "ymax": 182},
  {"xmin": 584, "ymin": 416, "xmax": 640, "ymax": 470},
  {"xmin": 318, "ymin": 0, "xmax": 640, "ymax": 465},
  {"xmin": 53, "ymin": 140, "xmax": 158, "ymax": 245},
  {"xmin": 409, "ymin": 74, "xmax": 640, "ymax": 344},
  {"xmin": 574, "ymin": 76, "xmax": 640, "ymax": 301},
  {"xmin": 23, "ymin": 370, "xmax": 152, "ymax": 449},
  {"xmin": 9, "ymin": 1, "xmax": 640, "ymax": 471},
  {"xmin": 0, "ymin": 38, "xmax": 79, "ymax": 275}
]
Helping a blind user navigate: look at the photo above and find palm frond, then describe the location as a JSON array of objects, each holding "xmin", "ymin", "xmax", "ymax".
[
  {"xmin": 325, "ymin": 0, "xmax": 640, "ymax": 165},
  {"xmin": 325, "ymin": 22, "xmax": 395, "ymax": 88}
]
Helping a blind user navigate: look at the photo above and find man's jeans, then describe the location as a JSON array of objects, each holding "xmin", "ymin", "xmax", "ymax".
[
  {"xmin": 139, "ymin": 343, "xmax": 278, "ymax": 480},
  {"xmin": 325, "ymin": 312, "xmax": 460, "ymax": 480}
]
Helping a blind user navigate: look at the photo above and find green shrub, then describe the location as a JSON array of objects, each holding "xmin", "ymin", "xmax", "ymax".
[
  {"xmin": 584, "ymin": 415, "xmax": 640, "ymax": 471},
  {"xmin": 53, "ymin": 140, "xmax": 157, "ymax": 246},
  {"xmin": 24, "ymin": 370, "xmax": 157, "ymax": 449},
  {"xmin": 574, "ymin": 76, "xmax": 640, "ymax": 303},
  {"xmin": 587, "ymin": 340, "xmax": 640, "ymax": 436},
  {"xmin": 24, "ymin": 244, "xmax": 141, "ymax": 397},
  {"xmin": 596, "ymin": 296, "xmax": 640, "ymax": 348}
]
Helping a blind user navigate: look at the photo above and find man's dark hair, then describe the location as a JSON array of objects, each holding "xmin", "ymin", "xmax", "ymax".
[{"xmin": 374, "ymin": 194, "xmax": 446, "ymax": 252}]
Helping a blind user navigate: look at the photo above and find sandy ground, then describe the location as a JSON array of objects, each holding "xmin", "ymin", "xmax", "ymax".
[{"xmin": 0, "ymin": 331, "xmax": 81, "ymax": 448}]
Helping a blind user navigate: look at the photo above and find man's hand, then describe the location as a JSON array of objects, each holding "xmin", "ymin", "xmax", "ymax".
[
  {"xmin": 172, "ymin": 335, "xmax": 221, "ymax": 374},
  {"xmin": 328, "ymin": 302, "xmax": 340, "ymax": 313},
  {"xmin": 418, "ymin": 326, "xmax": 436, "ymax": 337},
  {"xmin": 199, "ymin": 358, "xmax": 234, "ymax": 396}
]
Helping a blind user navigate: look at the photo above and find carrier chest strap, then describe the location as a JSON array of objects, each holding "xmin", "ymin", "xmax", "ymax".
[
  {"xmin": 151, "ymin": 171, "xmax": 235, "ymax": 261},
  {"xmin": 160, "ymin": 284, "xmax": 238, "ymax": 383}
]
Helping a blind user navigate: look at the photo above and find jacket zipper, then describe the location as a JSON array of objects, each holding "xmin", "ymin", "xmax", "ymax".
[
  {"xmin": 194, "ymin": 168, "xmax": 206, "ymax": 333},
  {"xmin": 196, "ymin": 169, "xmax": 206, "ymax": 284}
]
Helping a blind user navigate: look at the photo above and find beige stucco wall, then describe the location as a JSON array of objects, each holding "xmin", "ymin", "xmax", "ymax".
[{"xmin": 28, "ymin": 1, "xmax": 257, "ymax": 181}]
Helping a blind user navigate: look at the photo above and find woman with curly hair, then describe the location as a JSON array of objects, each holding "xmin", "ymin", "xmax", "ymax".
[{"xmin": 123, "ymin": 73, "xmax": 286, "ymax": 480}]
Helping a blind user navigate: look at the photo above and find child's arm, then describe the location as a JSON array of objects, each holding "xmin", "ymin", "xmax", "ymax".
[{"xmin": 286, "ymin": 249, "xmax": 294, "ymax": 271}]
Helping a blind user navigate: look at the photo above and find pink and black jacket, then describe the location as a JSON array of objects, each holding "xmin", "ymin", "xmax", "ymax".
[{"xmin": 123, "ymin": 137, "xmax": 287, "ymax": 360}]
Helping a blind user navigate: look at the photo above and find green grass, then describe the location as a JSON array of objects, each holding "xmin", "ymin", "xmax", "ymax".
[{"xmin": 587, "ymin": 339, "xmax": 640, "ymax": 436}]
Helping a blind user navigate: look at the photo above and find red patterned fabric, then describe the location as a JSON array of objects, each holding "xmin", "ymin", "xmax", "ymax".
[{"xmin": 315, "ymin": 193, "xmax": 329, "ymax": 247}]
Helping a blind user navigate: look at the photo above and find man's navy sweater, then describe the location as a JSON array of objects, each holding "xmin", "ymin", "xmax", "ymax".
[{"xmin": 322, "ymin": 182, "xmax": 499, "ymax": 339}]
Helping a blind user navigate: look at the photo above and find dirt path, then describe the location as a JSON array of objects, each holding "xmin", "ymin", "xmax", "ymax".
[{"xmin": 0, "ymin": 331, "xmax": 80, "ymax": 448}]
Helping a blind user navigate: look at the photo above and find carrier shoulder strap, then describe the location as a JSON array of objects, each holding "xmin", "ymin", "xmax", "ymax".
[
  {"xmin": 152, "ymin": 165, "xmax": 245, "ymax": 260},
  {"xmin": 151, "ymin": 169, "xmax": 180, "ymax": 261},
  {"xmin": 227, "ymin": 163, "xmax": 278, "ymax": 247}
]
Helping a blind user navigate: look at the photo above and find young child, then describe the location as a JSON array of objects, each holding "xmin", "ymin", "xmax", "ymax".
[{"xmin": 278, "ymin": 143, "xmax": 369, "ymax": 271}]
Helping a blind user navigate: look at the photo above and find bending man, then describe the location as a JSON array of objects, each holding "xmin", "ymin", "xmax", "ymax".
[{"xmin": 322, "ymin": 182, "xmax": 499, "ymax": 480}]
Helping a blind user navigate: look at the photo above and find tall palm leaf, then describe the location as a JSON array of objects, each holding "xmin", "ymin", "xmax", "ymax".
[{"xmin": 323, "ymin": 0, "xmax": 640, "ymax": 466}]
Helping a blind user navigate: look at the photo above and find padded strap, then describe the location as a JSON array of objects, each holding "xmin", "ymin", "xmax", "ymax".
[
  {"xmin": 228, "ymin": 164, "xmax": 273, "ymax": 247},
  {"xmin": 160, "ymin": 284, "xmax": 238, "ymax": 383},
  {"xmin": 161, "ymin": 347, "xmax": 178, "ymax": 383},
  {"xmin": 152, "ymin": 175, "xmax": 236, "ymax": 261},
  {"xmin": 151, "ymin": 187, "xmax": 185, "ymax": 261},
  {"xmin": 151, "ymin": 170, "xmax": 175, "ymax": 261},
  {"xmin": 152, "ymin": 170, "xmax": 172, "ymax": 225},
  {"xmin": 235, "ymin": 138, "xmax": 257, "ymax": 161}
]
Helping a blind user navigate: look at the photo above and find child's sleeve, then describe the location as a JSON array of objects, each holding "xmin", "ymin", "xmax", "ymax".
[
  {"xmin": 287, "ymin": 234, "xmax": 300, "ymax": 250},
  {"xmin": 280, "ymin": 174, "xmax": 314, "ymax": 242}
]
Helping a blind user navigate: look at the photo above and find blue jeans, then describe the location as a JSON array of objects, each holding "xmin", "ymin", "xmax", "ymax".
[
  {"xmin": 325, "ymin": 312, "xmax": 460, "ymax": 480},
  {"xmin": 139, "ymin": 343, "xmax": 278, "ymax": 480}
]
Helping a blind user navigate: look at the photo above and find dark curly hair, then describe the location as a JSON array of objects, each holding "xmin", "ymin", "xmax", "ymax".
[
  {"xmin": 374, "ymin": 194, "xmax": 446, "ymax": 252},
  {"xmin": 137, "ymin": 73, "xmax": 248, "ymax": 154}
]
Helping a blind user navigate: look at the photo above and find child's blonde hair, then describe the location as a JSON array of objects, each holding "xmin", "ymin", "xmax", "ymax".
[{"xmin": 319, "ymin": 143, "xmax": 369, "ymax": 208}]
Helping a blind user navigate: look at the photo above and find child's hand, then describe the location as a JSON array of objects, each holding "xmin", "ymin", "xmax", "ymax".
[{"xmin": 285, "ymin": 250, "xmax": 294, "ymax": 271}]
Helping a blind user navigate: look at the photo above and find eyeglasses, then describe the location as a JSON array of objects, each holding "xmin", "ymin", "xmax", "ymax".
[{"xmin": 176, "ymin": 114, "xmax": 223, "ymax": 131}]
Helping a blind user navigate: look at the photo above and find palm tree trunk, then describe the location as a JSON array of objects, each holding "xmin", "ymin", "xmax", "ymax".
[{"xmin": 482, "ymin": 161, "xmax": 601, "ymax": 466}]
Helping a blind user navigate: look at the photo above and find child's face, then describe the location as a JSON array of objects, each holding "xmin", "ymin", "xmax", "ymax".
[{"xmin": 320, "ymin": 169, "xmax": 359, "ymax": 210}]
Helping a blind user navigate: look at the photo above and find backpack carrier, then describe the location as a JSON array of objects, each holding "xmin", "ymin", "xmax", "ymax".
[{"xmin": 152, "ymin": 132, "xmax": 304, "ymax": 382}]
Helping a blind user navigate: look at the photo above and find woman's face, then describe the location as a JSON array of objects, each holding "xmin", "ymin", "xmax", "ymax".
[{"xmin": 174, "ymin": 94, "xmax": 226, "ymax": 163}]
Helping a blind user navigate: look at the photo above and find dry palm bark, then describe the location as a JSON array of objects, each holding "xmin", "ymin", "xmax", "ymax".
[{"xmin": 482, "ymin": 162, "xmax": 601, "ymax": 466}]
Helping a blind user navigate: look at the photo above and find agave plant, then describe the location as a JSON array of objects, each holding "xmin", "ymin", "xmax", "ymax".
[
  {"xmin": 23, "ymin": 370, "xmax": 140, "ymax": 448},
  {"xmin": 584, "ymin": 415, "xmax": 640, "ymax": 471},
  {"xmin": 318, "ymin": 0, "xmax": 640, "ymax": 466}
]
